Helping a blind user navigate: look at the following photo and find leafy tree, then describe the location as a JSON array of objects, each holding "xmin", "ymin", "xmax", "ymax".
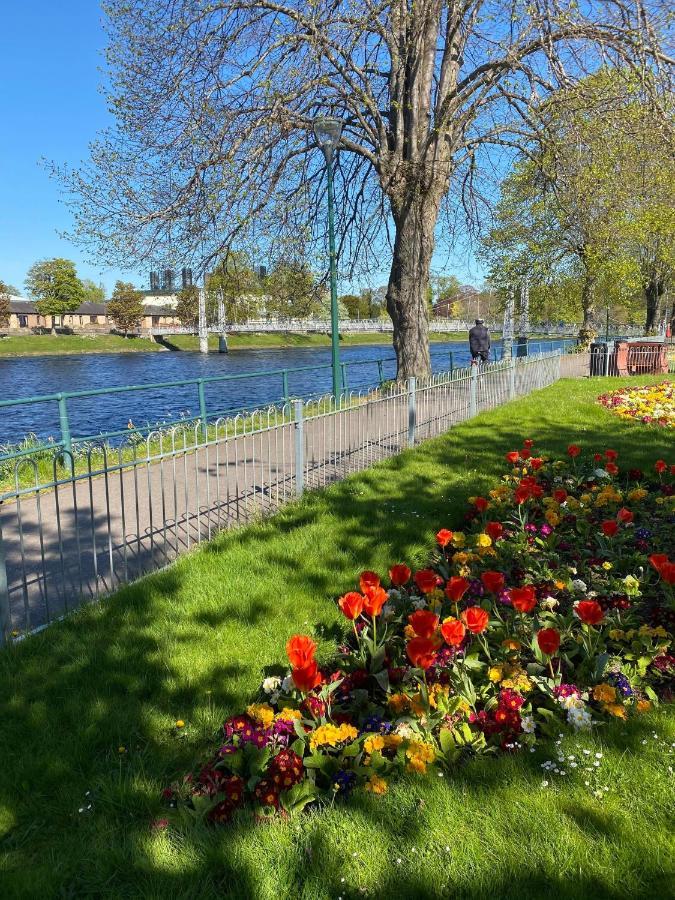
[
  {"xmin": 264, "ymin": 263, "xmax": 321, "ymax": 319},
  {"xmin": 480, "ymin": 71, "xmax": 674, "ymax": 337},
  {"xmin": 175, "ymin": 284, "xmax": 200, "ymax": 327},
  {"xmin": 205, "ymin": 254, "xmax": 262, "ymax": 324},
  {"xmin": 25, "ymin": 258, "xmax": 85, "ymax": 332},
  {"xmin": 107, "ymin": 281, "xmax": 144, "ymax": 334},
  {"xmin": 340, "ymin": 289, "xmax": 386, "ymax": 319},
  {"xmin": 0, "ymin": 281, "xmax": 10, "ymax": 329},
  {"xmin": 81, "ymin": 279, "xmax": 107, "ymax": 304},
  {"xmin": 56, "ymin": 0, "xmax": 666, "ymax": 378}
]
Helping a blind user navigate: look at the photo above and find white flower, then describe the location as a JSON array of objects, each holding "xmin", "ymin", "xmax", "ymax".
[
  {"xmin": 540, "ymin": 596, "xmax": 559, "ymax": 610},
  {"xmin": 395, "ymin": 723, "xmax": 414, "ymax": 739},
  {"xmin": 594, "ymin": 468, "xmax": 610, "ymax": 479},
  {"xmin": 262, "ymin": 676, "xmax": 282, "ymax": 695},
  {"xmin": 412, "ymin": 598, "xmax": 428, "ymax": 611},
  {"xmin": 567, "ymin": 705, "xmax": 593, "ymax": 730},
  {"xmin": 387, "ymin": 589, "xmax": 402, "ymax": 602},
  {"xmin": 281, "ymin": 675, "xmax": 294, "ymax": 693},
  {"xmin": 381, "ymin": 603, "xmax": 396, "ymax": 621},
  {"xmin": 521, "ymin": 715, "xmax": 536, "ymax": 734},
  {"xmin": 572, "ymin": 579, "xmax": 587, "ymax": 593}
]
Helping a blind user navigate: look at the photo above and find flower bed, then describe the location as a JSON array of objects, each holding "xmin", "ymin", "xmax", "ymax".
[
  {"xmin": 598, "ymin": 381, "xmax": 674, "ymax": 428},
  {"xmin": 166, "ymin": 444, "xmax": 674, "ymax": 825}
]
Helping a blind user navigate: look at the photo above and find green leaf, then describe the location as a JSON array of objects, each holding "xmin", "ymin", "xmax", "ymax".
[{"xmin": 439, "ymin": 728, "xmax": 455, "ymax": 754}]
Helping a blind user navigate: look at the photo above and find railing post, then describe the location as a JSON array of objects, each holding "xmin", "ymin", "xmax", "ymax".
[
  {"xmin": 509, "ymin": 358, "xmax": 516, "ymax": 399},
  {"xmin": 282, "ymin": 370, "xmax": 290, "ymax": 409},
  {"xmin": 448, "ymin": 351, "xmax": 454, "ymax": 377},
  {"xmin": 0, "ymin": 520, "xmax": 10, "ymax": 646},
  {"xmin": 341, "ymin": 362, "xmax": 349, "ymax": 394},
  {"xmin": 603, "ymin": 341, "xmax": 610, "ymax": 377},
  {"xmin": 377, "ymin": 359, "xmax": 384, "ymax": 386},
  {"xmin": 197, "ymin": 379, "xmax": 208, "ymax": 439},
  {"xmin": 57, "ymin": 393, "xmax": 73, "ymax": 474},
  {"xmin": 470, "ymin": 364, "xmax": 478, "ymax": 416},
  {"xmin": 407, "ymin": 377, "xmax": 416, "ymax": 448},
  {"xmin": 294, "ymin": 400, "xmax": 304, "ymax": 497}
]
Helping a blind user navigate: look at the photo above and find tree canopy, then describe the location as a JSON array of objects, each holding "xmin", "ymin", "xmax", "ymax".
[
  {"xmin": 107, "ymin": 281, "xmax": 144, "ymax": 333},
  {"xmin": 55, "ymin": 0, "xmax": 671, "ymax": 375},
  {"xmin": 0, "ymin": 281, "xmax": 11, "ymax": 329},
  {"xmin": 24, "ymin": 258, "xmax": 85, "ymax": 322}
]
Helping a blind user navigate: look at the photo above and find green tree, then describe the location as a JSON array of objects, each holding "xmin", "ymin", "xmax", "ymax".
[
  {"xmin": 25, "ymin": 258, "xmax": 85, "ymax": 332},
  {"xmin": 205, "ymin": 254, "xmax": 262, "ymax": 324},
  {"xmin": 81, "ymin": 279, "xmax": 107, "ymax": 304},
  {"xmin": 480, "ymin": 71, "xmax": 674, "ymax": 338},
  {"xmin": 0, "ymin": 281, "xmax": 10, "ymax": 329},
  {"xmin": 107, "ymin": 281, "xmax": 144, "ymax": 334},
  {"xmin": 175, "ymin": 284, "xmax": 200, "ymax": 327},
  {"xmin": 264, "ymin": 263, "xmax": 321, "ymax": 319}
]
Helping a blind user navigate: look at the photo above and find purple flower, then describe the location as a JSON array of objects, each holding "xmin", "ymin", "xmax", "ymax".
[{"xmin": 540, "ymin": 524, "xmax": 553, "ymax": 537}]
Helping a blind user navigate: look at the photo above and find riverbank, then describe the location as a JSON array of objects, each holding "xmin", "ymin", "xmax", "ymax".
[{"xmin": 0, "ymin": 330, "xmax": 472, "ymax": 357}]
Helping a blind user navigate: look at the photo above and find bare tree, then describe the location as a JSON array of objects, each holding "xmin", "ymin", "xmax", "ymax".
[{"xmin": 55, "ymin": 1, "xmax": 671, "ymax": 377}]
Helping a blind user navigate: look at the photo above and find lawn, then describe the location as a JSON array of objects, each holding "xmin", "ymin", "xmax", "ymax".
[
  {"xmin": 158, "ymin": 330, "xmax": 467, "ymax": 352},
  {"xmin": 0, "ymin": 377, "xmax": 673, "ymax": 898},
  {"xmin": 0, "ymin": 332, "xmax": 164, "ymax": 356}
]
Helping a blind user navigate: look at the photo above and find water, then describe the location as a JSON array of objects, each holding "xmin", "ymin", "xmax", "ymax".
[{"xmin": 0, "ymin": 339, "xmax": 567, "ymax": 446}]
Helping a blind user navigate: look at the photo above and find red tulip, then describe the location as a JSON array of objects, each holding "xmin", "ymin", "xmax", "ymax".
[
  {"xmin": 462, "ymin": 606, "xmax": 489, "ymax": 634},
  {"xmin": 338, "ymin": 592, "xmax": 364, "ymax": 620},
  {"xmin": 649, "ymin": 553, "xmax": 668, "ymax": 572},
  {"xmin": 520, "ymin": 448, "xmax": 531, "ymax": 460},
  {"xmin": 436, "ymin": 529, "xmax": 453, "ymax": 547},
  {"xmin": 605, "ymin": 449, "xmax": 618, "ymax": 462},
  {"xmin": 575, "ymin": 600, "xmax": 604, "ymax": 626},
  {"xmin": 444, "ymin": 576, "xmax": 470, "ymax": 603},
  {"xmin": 291, "ymin": 662, "xmax": 323, "ymax": 692},
  {"xmin": 537, "ymin": 628, "xmax": 561, "ymax": 656},
  {"xmin": 601, "ymin": 520, "xmax": 619, "ymax": 537},
  {"xmin": 389, "ymin": 563, "xmax": 411, "ymax": 586},
  {"xmin": 481, "ymin": 571, "xmax": 505, "ymax": 594},
  {"xmin": 605, "ymin": 462, "xmax": 619, "ymax": 476},
  {"xmin": 362, "ymin": 585, "xmax": 388, "ymax": 617},
  {"xmin": 655, "ymin": 459, "xmax": 667, "ymax": 474},
  {"xmin": 414, "ymin": 569, "xmax": 438, "ymax": 594},
  {"xmin": 567, "ymin": 444, "xmax": 581, "ymax": 458},
  {"xmin": 408, "ymin": 609, "xmax": 440, "ymax": 639},
  {"xmin": 659, "ymin": 562, "xmax": 675, "ymax": 585},
  {"xmin": 440, "ymin": 616, "xmax": 466, "ymax": 646},
  {"xmin": 474, "ymin": 497, "xmax": 489, "ymax": 512},
  {"xmin": 553, "ymin": 489, "xmax": 567, "ymax": 504},
  {"xmin": 509, "ymin": 585, "xmax": 537, "ymax": 613},
  {"xmin": 523, "ymin": 439, "xmax": 534, "ymax": 449},
  {"xmin": 530, "ymin": 457, "xmax": 544, "ymax": 471},
  {"xmin": 359, "ymin": 571, "xmax": 381, "ymax": 593},
  {"xmin": 485, "ymin": 521, "xmax": 504, "ymax": 541},
  {"xmin": 505, "ymin": 451, "xmax": 520, "ymax": 464},
  {"xmin": 616, "ymin": 507, "xmax": 633, "ymax": 524},
  {"xmin": 406, "ymin": 636, "xmax": 437, "ymax": 670},
  {"xmin": 286, "ymin": 634, "xmax": 317, "ymax": 669}
]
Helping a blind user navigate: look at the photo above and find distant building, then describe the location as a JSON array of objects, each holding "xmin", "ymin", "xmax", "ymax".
[{"xmin": 4, "ymin": 295, "xmax": 181, "ymax": 334}]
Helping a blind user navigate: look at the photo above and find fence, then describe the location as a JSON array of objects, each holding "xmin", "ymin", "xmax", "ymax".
[{"xmin": 0, "ymin": 351, "xmax": 566, "ymax": 642}]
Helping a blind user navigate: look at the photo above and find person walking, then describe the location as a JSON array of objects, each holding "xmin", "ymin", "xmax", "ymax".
[{"xmin": 469, "ymin": 318, "xmax": 490, "ymax": 365}]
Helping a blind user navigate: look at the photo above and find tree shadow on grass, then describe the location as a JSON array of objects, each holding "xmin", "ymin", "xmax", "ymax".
[{"xmin": 0, "ymin": 382, "xmax": 673, "ymax": 896}]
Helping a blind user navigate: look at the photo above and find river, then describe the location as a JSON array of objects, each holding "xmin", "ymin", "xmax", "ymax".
[{"xmin": 0, "ymin": 338, "xmax": 567, "ymax": 446}]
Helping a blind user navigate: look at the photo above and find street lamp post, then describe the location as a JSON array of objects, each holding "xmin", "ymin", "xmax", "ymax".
[{"xmin": 314, "ymin": 116, "xmax": 343, "ymax": 400}]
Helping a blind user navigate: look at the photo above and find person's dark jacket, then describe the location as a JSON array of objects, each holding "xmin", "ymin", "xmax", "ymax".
[{"xmin": 469, "ymin": 324, "xmax": 490, "ymax": 355}]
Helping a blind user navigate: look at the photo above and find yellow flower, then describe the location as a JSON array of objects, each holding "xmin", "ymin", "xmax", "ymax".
[
  {"xmin": 404, "ymin": 624, "xmax": 417, "ymax": 640},
  {"xmin": 545, "ymin": 510, "xmax": 561, "ymax": 526},
  {"xmin": 175, "ymin": 720, "xmax": 185, "ymax": 729},
  {"xmin": 309, "ymin": 723, "xmax": 358, "ymax": 751},
  {"xmin": 604, "ymin": 702, "xmax": 627, "ymax": 719},
  {"xmin": 452, "ymin": 532, "xmax": 466, "ymax": 547},
  {"xmin": 593, "ymin": 683, "xmax": 616, "ymax": 703},
  {"xmin": 475, "ymin": 533, "xmax": 492, "ymax": 548},
  {"xmin": 428, "ymin": 683, "xmax": 450, "ymax": 708},
  {"xmin": 118, "ymin": 746, "xmax": 126, "ymax": 754},
  {"xmin": 458, "ymin": 566, "xmax": 471, "ymax": 577},
  {"xmin": 388, "ymin": 693, "xmax": 411, "ymax": 714},
  {"xmin": 452, "ymin": 552, "xmax": 469, "ymax": 565},
  {"xmin": 636, "ymin": 699, "xmax": 652, "ymax": 713},
  {"xmin": 488, "ymin": 665, "xmax": 504, "ymax": 682},
  {"xmin": 365, "ymin": 774, "xmax": 388, "ymax": 794},
  {"xmin": 405, "ymin": 740, "xmax": 436, "ymax": 774},
  {"xmin": 580, "ymin": 493, "xmax": 592, "ymax": 505},
  {"xmin": 608, "ymin": 629, "xmax": 626, "ymax": 641},
  {"xmin": 501, "ymin": 638, "xmax": 521, "ymax": 651},
  {"xmin": 622, "ymin": 575, "xmax": 640, "ymax": 595},
  {"xmin": 628, "ymin": 488, "xmax": 648, "ymax": 502},
  {"xmin": 364, "ymin": 735, "xmax": 385, "ymax": 754},
  {"xmin": 275, "ymin": 707, "xmax": 302, "ymax": 721},
  {"xmin": 383, "ymin": 734, "xmax": 403, "ymax": 750},
  {"xmin": 247, "ymin": 704, "xmax": 275, "ymax": 728}
]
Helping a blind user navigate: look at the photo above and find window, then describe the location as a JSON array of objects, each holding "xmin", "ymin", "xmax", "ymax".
[
  {"xmin": 18, "ymin": 315, "xmax": 28, "ymax": 328},
  {"xmin": 90, "ymin": 315, "xmax": 99, "ymax": 324}
]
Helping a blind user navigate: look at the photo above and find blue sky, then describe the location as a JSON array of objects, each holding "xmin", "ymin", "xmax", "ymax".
[{"xmin": 0, "ymin": 2, "xmax": 482, "ymax": 298}]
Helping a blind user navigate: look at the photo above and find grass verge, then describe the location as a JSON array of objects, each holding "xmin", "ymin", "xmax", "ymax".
[
  {"xmin": 0, "ymin": 333, "xmax": 164, "ymax": 356},
  {"xmin": 0, "ymin": 376, "xmax": 673, "ymax": 898}
]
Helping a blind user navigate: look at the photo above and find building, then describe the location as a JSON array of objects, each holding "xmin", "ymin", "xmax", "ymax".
[{"xmin": 4, "ymin": 296, "xmax": 181, "ymax": 334}]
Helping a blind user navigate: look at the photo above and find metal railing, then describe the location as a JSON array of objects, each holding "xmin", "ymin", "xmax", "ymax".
[
  {"xmin": 0, "ymin": 351, "xmax": 564, "ymax": 642},
  {"xmin": 589, "ymin": 341, "xmax": 674, "ymax": 377}
]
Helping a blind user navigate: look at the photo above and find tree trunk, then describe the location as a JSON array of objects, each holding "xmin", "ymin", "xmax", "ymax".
[
  {"xmin": 386, "ymin": 194, "xmax": 437, "ymax": 380},
  {"xmin": 644, "ymin": 275, "xmax": 664, "ymax": 333}
]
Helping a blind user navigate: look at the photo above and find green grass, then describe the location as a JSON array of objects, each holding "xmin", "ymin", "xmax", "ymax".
[
  {"xmin": 0, "ymin": 330, "xmax": 466, "ymax": 357},
  {"xmin": 1, "ymin": 377, "xmax": 673, "ymax": 898},
  {"xmin": 0, "ymin": 333, "xmax": 164, "ymax": 356}
]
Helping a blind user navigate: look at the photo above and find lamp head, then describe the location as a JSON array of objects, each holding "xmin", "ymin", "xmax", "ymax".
[{"xmin": 313, "ymin": 117, "xmax": 343, "ymax": 159}]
